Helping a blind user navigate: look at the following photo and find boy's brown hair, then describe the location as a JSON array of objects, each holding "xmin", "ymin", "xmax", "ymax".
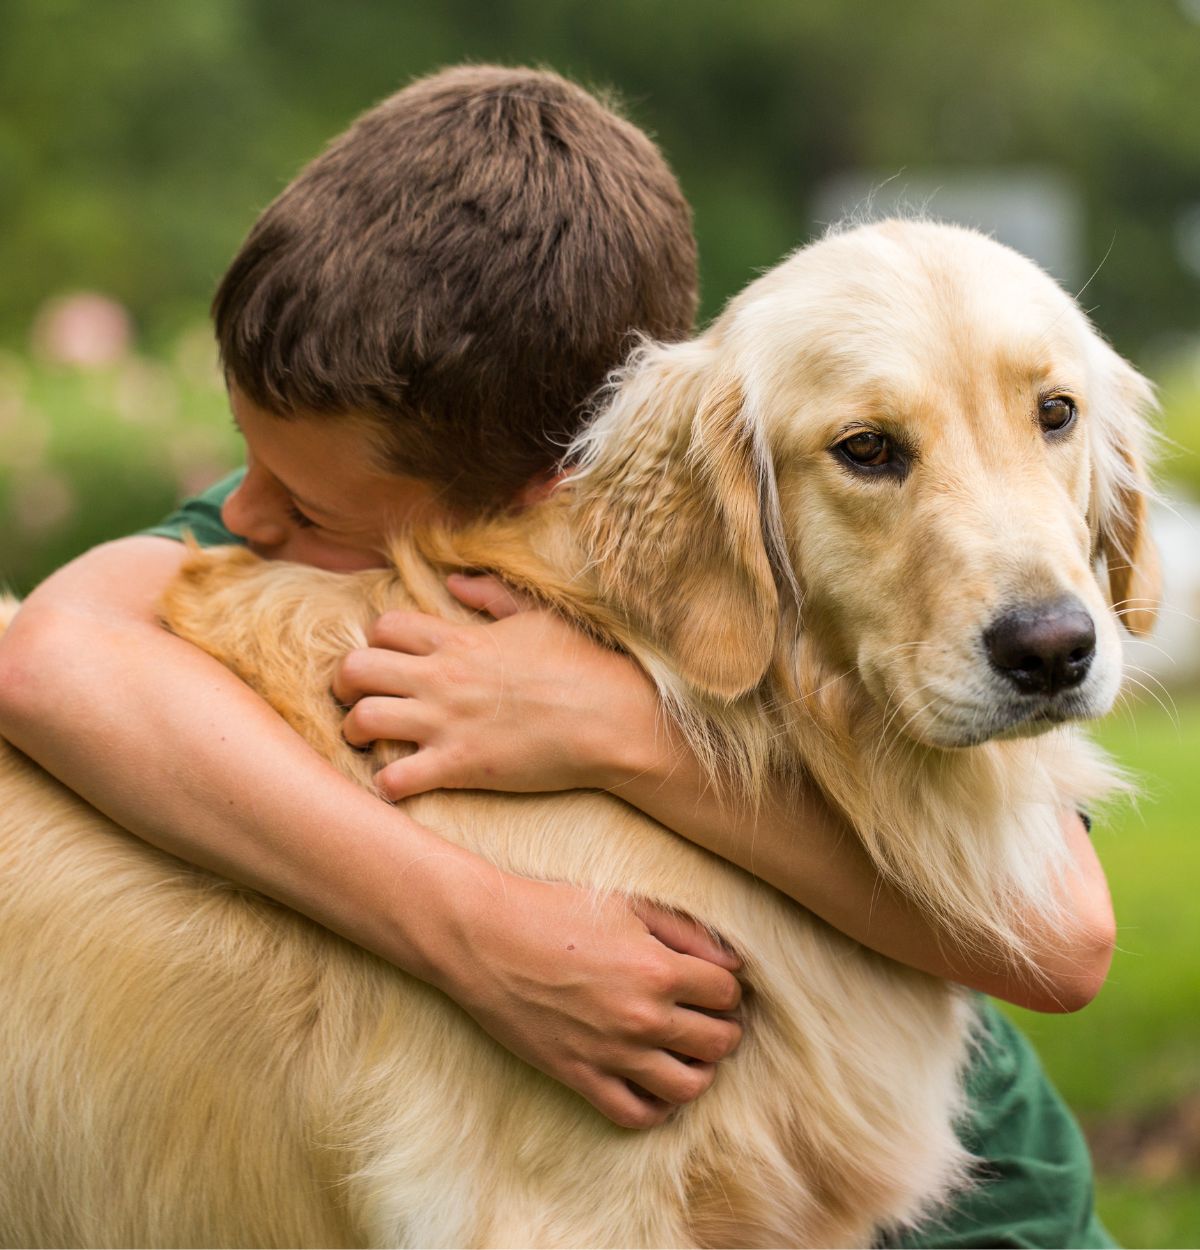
[{"xmin": 213, "ymin": 65, "xmax": 698, "ymax": 511}]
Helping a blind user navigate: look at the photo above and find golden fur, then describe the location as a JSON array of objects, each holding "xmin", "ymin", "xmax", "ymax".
[{"xmin": 0, "ymin": 221, "xmax": 1158, "ymax": 1248}]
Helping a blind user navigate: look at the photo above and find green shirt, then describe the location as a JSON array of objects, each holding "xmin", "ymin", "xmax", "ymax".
[
  {"xmin": 142, "ymin": 468, "xmax": 249, "ymax": 548},
  {"xmin": 883, "ymin": 1004, "xmax": 1112, "ymax": 1249},
  {"xmin": 146, "ymin": 473, "xmax": 1114, "ymax": 1250}
]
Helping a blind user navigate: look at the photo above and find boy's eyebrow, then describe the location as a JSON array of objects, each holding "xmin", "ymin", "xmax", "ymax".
[
  {"xmin": 278, "ymin": 481, "xmax": 333, "ymax": 516},
  {"xmin": 286, "ymin": 482, "xmax": 332, "ymax": 512},
  {"xmin": 275, "ymin": 473, "xmax": 342, "ymax": 520}
]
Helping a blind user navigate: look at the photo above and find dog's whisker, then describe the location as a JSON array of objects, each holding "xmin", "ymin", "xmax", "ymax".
[
  {"xmin": 1119, "ymin": 636, "xmax": 1174, "ymax": 664},
  {"xmin": 1116, "ymin": 602, "xmax": 1199, "ymax": 626},
  {"xmin": 1119, "ymin": 676, "xmax": 1179, "ymax": 731},
  {"xmin": 1122, "ymin": 659, "xmax": 1176, "ymax": 698},
  {"xmin": 1120, "ymin": 660, "xmax": 1175, "ymax": 710},
  {"xmin": 1073, "ymin": 232, "xmax": 1117, "ymax": 305}
]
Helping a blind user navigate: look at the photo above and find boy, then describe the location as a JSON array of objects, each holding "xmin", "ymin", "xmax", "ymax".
[{"xmin": 0, "ymin": 65, "xmax": 1113, "ymax": 1244}]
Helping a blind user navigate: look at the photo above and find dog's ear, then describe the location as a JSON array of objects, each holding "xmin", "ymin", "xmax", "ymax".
[
  {"xmin": 574, "ymin": 342, "xmax": 781, "ymax": 701},
  {"xmin": 1091, "ymin": 353, "xmax": 1160, "ymax": 637}
]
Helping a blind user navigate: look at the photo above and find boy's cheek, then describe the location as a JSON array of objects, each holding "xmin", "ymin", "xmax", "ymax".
[
  {"xmin": 322, "ymin": 546, "xmax": 391, "ymax": 573},
  {"xmin": 307, "ymin": 543, "xmax": 390, "ymax": 573},
  {"xmin": 256, "ymin": 535, "xmax": 388, "ymax": 573}
]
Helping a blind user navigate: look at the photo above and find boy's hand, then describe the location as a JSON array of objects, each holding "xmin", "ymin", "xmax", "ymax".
[
  {"xmin": 334, "ymin": 574, "xmax": 744, "ymax": 1126},
  {"xmin": 431, "ymin": 867, "xmax": 744, "ymax": 1128},
  {"xmin": 333, "ymin": 573, "xmax": 667, "ymax": 801}
]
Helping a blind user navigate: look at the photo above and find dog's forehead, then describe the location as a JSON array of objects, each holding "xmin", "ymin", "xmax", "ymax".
[{"xmin": 726, "ymin": 221, "xmax": 1091, "ymax": 419}]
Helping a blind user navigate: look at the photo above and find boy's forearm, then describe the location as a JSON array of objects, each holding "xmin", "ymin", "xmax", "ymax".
[
  {"xmin": 0, "ymin": 543, "xmax": 474, "ymax": 983},
  {"xmin": 0, "ymin": 549, "xmax": 751, "ymax": 1126},
  {"xmin": 609, "ymin": 733, "xmax": 1114, "ymax": 1013}
]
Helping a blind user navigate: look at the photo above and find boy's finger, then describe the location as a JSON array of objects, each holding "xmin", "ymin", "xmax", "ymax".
[
  {"xmin": 367, "ymin": 610, "xmax": 448, "ymax": 655},
  {"xmin": 673, "ymin": 958, "xmax": 743, "ymax": 1016},
  {"xmin": 374, "ymin": 751, "xmax": 450, "ymax": 801},
  {"xmin": 446, "ymin": 572, "xmax": 530, "ymax": 619},
  {"xmin": 620, "ymin": 1050, "xmax": 720, "ymax": 1110},
  {"xmin": 342, "ymin": 696, "xmax": 430, "ymax": 748},
  {"xmin": 626, "ymin": 1054, "xmax": 718, "ymax": 1108},
  {"xmin": 634, "ymin": 902, "xmax": 742, "ymax": 972},
  {"xmin": 664, "ymin": 1008, "xmax": 743, "ymax": 1064},
  {"xmin": 586, "ymin": 1074, "xmax": 672, "ymax": 1130},
  {"xmin": 332, "ymin": 647, "xmax": 418, "ymax": 706}
]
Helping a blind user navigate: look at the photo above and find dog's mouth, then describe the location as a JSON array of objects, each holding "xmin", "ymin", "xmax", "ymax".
[
  {"xmin": 948, "ymin": 690, "xmax": 1104, "ymax": 747},
  {"xmin": 896, "ymin": 681, "xmax": 1115, "ymax": 750}
]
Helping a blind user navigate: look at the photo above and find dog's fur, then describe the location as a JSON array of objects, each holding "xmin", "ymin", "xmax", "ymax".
[{"xmin": 0, "ymin": 221, "xmax": 1158, "ymax": 1248}]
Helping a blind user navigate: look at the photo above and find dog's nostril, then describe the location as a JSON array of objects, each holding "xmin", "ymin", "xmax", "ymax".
[{"xmin": 984, "ymin": 599, "xmax": 1096, "ymax": 696}]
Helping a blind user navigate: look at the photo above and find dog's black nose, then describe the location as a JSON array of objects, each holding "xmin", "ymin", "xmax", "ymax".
[{"xmin": 984, "ymin": 598, "xmax": 1096, "ymax": 696}]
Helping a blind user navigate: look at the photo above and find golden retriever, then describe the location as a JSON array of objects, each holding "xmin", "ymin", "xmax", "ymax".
[{"xmin": 0, "ymin": 220, "xmax": 1158, "ymax": 1248}]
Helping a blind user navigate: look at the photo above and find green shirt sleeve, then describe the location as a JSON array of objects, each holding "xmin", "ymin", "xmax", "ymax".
[
  {"xmin": 881, "ymin": 1000, "xmax": 1115, "ymax": 1249},
  {"xmin": 140, "ymin": 468, "xmax": 247, "ymax": 548}
]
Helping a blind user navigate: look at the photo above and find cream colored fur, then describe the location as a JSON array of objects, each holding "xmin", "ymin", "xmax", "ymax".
[{"xmin": 0, "ymin": 221, "xmax": 1156, "ymax": 1248}]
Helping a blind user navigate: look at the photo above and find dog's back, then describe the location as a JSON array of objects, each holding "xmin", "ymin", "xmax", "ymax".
[{"xmin": 0, "ymin": 556, "xmax": 973, "ymax": 1249}]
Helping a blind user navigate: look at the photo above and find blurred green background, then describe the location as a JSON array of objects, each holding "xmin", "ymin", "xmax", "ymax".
[{"xmin": 1, "ymin": 1, "xmax": 1197, "ymax": 1244}]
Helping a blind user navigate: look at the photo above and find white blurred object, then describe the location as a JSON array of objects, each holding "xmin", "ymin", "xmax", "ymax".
[
  {"xmin": 31, "ymin": 292, "xmax": 132, "ymax": 368},
  {"xmin": 812, "ymin": 168, "xmax": 1084, "ymax": 287},
  {"xmin": 1124, "ymin": 497, "xmax": 1200, "ymax": 688}
]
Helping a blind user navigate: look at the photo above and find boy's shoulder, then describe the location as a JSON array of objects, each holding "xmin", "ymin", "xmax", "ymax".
[{"xmin": 142, "ymin": 469, "xmax": 245, "ymax": 548}]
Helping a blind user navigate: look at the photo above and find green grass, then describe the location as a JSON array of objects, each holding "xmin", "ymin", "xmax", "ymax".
[
  {"xmin": 1097, "ymin": 1178, "xmax": 1200, "ymax": 1250},
  {"xmin": 1005, "ymin": 692, "xmax": 1200, "ymax": 1248}
]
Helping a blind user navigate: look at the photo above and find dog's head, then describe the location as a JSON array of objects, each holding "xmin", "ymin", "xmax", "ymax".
[{"xmin": 571, "ymin": 220, "xmax": 1159, "ymax": 749}]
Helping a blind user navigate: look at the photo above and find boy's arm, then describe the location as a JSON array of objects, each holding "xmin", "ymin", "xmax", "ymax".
[
  {"xmin": 594, "ymin": 738, "xmax": 1113, "ymax": 1013},
  {"xmin": 0, "ymin": 538, "xmax": 744, "ymax": 1129},
  {"xmin": 340, "ymin": 576, "xmax": 1114, "ymax": 1013}
]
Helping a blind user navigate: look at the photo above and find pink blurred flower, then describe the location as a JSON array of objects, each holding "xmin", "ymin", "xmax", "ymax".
[{"xmin": 31, "ymin": 293, "xmax": 132, "ymax": 368}]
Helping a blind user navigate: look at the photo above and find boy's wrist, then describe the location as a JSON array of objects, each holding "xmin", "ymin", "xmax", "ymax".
[
  {"xmin": 370, "ymin": 833, "xmax": 495, "ymax": 988},
  {"xmin": 595, "ymin": 704, "xmax": 687, "ymax": 796},
  {"xmin": 583, "ymin": 652, "xmax": 685, "ymax": 793}
]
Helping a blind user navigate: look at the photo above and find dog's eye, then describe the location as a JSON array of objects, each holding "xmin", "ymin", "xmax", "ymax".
[
  {"xmin": 838, "ymin": 432, "xmax": 892, "ymax": 467},
  {"xmin": 1038, "ymin": 396, "xmax": 1077, "ymax": 435}
]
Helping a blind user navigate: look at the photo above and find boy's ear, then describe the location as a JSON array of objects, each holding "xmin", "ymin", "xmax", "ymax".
[
  {"xmin": 576, "ymin": 344, "xmax": 781, "ymax": 701},
  {"xmin": 1090, "ymin": 353, "xmax": 1161, "ymax": 637}
]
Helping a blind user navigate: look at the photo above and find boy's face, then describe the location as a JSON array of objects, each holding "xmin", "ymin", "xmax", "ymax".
[{"xmin": 222, "ymin": 386, "xmax": 451, "ymax": 571}]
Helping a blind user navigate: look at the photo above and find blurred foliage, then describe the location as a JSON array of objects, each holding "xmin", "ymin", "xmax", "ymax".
[
  {"xmin": 0, "ymin": 340, "xmax": 238, "ymax": 594},
  {"xmin": 1158, "ymin": 358, "xmax": 1200, "ymax": 495},
  {"xmin": 1, "ymin": 0, "xmax": 1199, "ymax": 356}
]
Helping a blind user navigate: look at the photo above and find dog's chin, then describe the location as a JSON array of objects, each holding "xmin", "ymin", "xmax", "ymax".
[{"xmin": 882, "ymin": 685, "xmax": 1117, "ymax": 751}]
